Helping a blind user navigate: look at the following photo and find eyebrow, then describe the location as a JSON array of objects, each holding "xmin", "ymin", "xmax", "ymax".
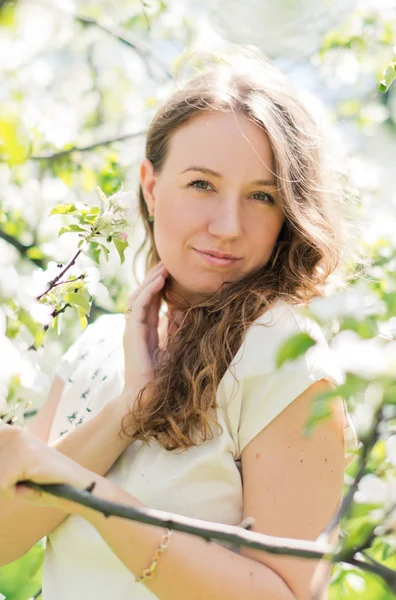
[{"xmin": 180, "ymin": 166, "xmax": 277, "ymax": 187}]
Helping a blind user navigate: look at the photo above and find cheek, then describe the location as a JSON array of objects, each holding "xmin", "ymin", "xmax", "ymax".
[
  {"xmin": 153, "ymin": 201, "xmax": 193, "ymax": 262},
  {"xmin": 254, "ymin": 213, "xmax": 285, "ymax": 260}
]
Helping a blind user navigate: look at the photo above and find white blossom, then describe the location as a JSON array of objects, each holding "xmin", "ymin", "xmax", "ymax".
[
  {"xmin": 345, "ymin": 573, "xmax": 366, "ymax": 593},
  {"xmin": 330, "ymin": 331, "xmax": 396, "ymax": 379},
  {"xmin": 110, "ymin": 191, "xmax": 136, "ymax": 211},
  {"xmin": 351, "ymin": 382, "xmax": 383, "ymax": 437},
  {"xmin": 355, "ymin": 474, "xmax": 388, "ymax": 504},
  {"xmin": 84, "ymin": 266, "xmax": 109, "ymax": 303},
  {"xmin": 101, "ymin": 210, "xmax": 114, "ymax": 225},
  {"xmin": 386, "ymin": 435, "xmax": 396, "ymax": 467},
  {"xmin": 310, "ymin": 281, "xmax": 385, "ymax": 321}
]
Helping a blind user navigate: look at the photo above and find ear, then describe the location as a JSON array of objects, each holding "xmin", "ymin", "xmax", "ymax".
[{"xmin": 139, "ymin": 158, "xmax": 157, "ymax": 216}]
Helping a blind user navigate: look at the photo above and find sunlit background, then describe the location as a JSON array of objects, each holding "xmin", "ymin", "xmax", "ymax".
[{"xmin": 0, "ymin": 0, "xmax": 396, "ymax": 598}]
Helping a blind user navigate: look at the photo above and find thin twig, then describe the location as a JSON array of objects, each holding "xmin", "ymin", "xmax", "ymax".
[
  {"xmin": 140, "ymin": 0, "xmax": 151, "ymax": 32},
  {"xmin": 319, "ymin": 405, "xmax": 384, "ymax": 541},
  {"xmin": 31, "ymin": 129, "xmax": 147, "ymax": 161},
  {"xmin": 36, "ymin": 249, "xmax": 82, "ymax": 300},
  {"xmin": 36, "ymin": 0, "xmax": 171, "ymax": 80}
]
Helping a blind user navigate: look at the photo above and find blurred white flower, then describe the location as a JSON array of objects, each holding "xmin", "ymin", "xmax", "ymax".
[
  {"xmin": 0, "ymin": 265, "xmax": 19, "ymax": 297},
  {"xmin": 355, "ymin": 474, "xmax": 388, "ymax": 504},
  {"xmin": 378, "ymin": 317, "xmax": 396, "ymax": 341},
  {"xmin": 355, "ymin": 475, "xmax": 396, "ymax": 535},
  {"xmin": 84, "ymin": 266, "xmax": 101, "ymax": 293},
  {"xmin": 345, "ymin": 573, "xmax": 366, "ymax": 593},
  {"xmin": 29, "ymin": 301, "xmax": 54, "ymax": 326},
  {"xmin": 101, "ymin": 210, "xmax": 114, "ymax": 224},
  {"xmin": 0, "ymin": 332, "xmax": 41, "ymax": 415},
  {"xmin": 386, "ymin": 435, "xmax": 396, "ymax": 467},
  {"xmin": 330, "ymin": 331, "xmax": 396, "ymax": 379},
  {"xmin": 352, "ymin": 382, "xmax": 384, "ymax": 437},
  {"xmin": 32, "ymin": 261, "xmax": 84, "ymax": 293},
  {"xmin": 84, "ymin": 266, "xmax": 109, "ymax": 303},
  {"xmin": 110, "ymin": 191, "xmax": 136, "ymax": 211},
  {"xmin": 310, "ymin": 281, "xmax": 385, "ymax": 321}
]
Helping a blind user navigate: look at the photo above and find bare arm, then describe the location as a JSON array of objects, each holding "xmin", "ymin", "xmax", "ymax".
[{"xmin": 0, "ymin": 386, "xmax": 133, "ymax": 567}]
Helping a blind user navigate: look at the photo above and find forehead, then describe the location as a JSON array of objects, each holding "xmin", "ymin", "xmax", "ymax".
[{"xmin": 163, "ymin": 111, "xmax": 274, "ymax": 178}]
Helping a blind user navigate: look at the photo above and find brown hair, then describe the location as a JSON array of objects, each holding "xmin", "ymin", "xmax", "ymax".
[{"xmin": 121, "ymin": 45, "xmax": 361, "ymax": 451}]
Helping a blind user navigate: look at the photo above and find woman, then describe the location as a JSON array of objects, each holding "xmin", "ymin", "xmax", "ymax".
[{"xmin": 0, "ymin": 46, "xmax": 358, "ymax": 599}]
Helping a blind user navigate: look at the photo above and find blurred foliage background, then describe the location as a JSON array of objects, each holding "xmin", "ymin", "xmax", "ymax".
[{"xmin": 0, "ymin": 0, "xmax": 396, "ymax": 598}]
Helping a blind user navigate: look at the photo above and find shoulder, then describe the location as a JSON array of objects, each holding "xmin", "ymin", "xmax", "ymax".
[
  {"xmin": 55, "ymin": 313, "xmax": 125, "ymax": 382},
  {"xmin": 234, "ymin": 300, "xmax": 343, "ymax": 385}
]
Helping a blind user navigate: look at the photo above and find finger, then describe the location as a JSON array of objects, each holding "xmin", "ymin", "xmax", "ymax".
[
  {"xmin": 130, "ymin": 273, "xmax": 166, "ymax": 324},
  {"xmin": 146, "ymin": 273, "xmax": 166, "ymax": 326},
  {"xmin": 126, "ymin": 263, "xmax": 167, "ymax": 306},
  {"xmin": 127, "ymin": 274, "xmax": 166, "ymax": 325}
]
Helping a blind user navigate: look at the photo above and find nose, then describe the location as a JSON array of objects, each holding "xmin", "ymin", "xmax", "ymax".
[{"xmin": 207, "ymin": 194, "xmax": 242, "ymax": 240}]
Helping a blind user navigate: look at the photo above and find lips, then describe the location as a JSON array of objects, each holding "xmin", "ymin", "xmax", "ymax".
[
  {"xmin": 196, "ymin": 249, "xmax": 240, "ymax": 260},
  {"xmin": 193, "ymin": 248, "xmax": 240, "ymax": 267}
]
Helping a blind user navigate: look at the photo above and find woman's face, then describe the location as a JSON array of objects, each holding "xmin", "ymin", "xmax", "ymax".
[{"xmin": 140, "ymin": 110, "xmax": 285, "ymax": 305}]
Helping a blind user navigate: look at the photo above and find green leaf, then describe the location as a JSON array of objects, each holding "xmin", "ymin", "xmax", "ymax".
[
  {"xmin": 64, "ymin": 292, "xmax": 91, "ymax": 313},
  {"xmin": 58, "ymin": 224, "xmax": 88, "ymax": 237},
  {"xmin": 82, "ymin": 166, "xmax": 97, "ymax": 192},
  {"xmin": 378, "ymin": 59, "xmax": 396, "ymax": 93},
  {"xmin": 98, "ymin": 243, "xmax": 110, "ymax": 262},
  {"xmin": 276, "ymin": 332, "xmax": 317, "ymax": 369},
  {"xmin": 89, "ymin": 206, "xmax": 101, "ymax": 215},
  {"xmin": 52, "ymin": 314, "xmax": 60, "ymax": 336},
  {"xmin": 95, "ymin": 186, "xmax": 108, "ymax": 207},
  {"xmin": 0, "ymin": 541, "xmax": 44, "ymax": 600},
  {"xmin": 87, "ymin": 241, "xmax": 101, "ymax": 264},
  {"xmin": 0, "ymin": 113, "xmax": 31, "ymax": 165},
  {"xmin": 303, "ymin": 396, "xmax": 333, "ymax": 437},
  {"xmin": 340, "ymin": 316, "xmax": 377, "ymax": 339},
  {"xmin": 26, "ymin": 246, "xmax": 46, "ymax": 260},
  {"xmin": 383, "ymin": 382, "xmax": 396, "ymax": 405},
  {"xmin": 113, "ymin": 237, "xmax": 128, "ymax": 264},
  {"xmin": 18, "ymin": 308, "xmax": 45, "ymax": 346},
  {"xmin": 0, "ymin": 2, "xmax": 17, "ymax": 28},
  {"xmin": 76, "ymin": 307, "xmax": 88, "ymax": 330},
  {"xmin": 341, "ymin": 514, "xmax": 378, "ymax": 555},
  {"xmin": 49, "ymin": 203, "xmax": 77, "ymax": 216}
]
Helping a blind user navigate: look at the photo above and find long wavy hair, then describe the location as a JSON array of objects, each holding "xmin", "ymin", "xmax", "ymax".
[{"xmin": 121, "ymin": 45, "xmax": 361, "ymax": 452}]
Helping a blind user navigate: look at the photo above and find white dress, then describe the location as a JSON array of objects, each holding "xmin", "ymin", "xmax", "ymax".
[{"xmin": 42, "ymin": 301, "xmax": 358, "ymax": 600}]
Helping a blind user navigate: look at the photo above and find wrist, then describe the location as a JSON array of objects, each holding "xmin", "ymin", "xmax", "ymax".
[{"xmin": 108, "ymin": 392, "xmax": 138, "ymax": 439}]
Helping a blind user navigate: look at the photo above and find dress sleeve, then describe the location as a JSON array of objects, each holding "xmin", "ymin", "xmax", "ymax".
[
  {"xmin": 236, "ymin": 304, "xmax": 346, "ymax": 458},
  {"xmin": 55, "ymin": 315, "xmax": 109, "ymax": 383}
]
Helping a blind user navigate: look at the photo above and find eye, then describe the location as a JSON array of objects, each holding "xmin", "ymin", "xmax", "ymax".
[
  {"xmin": 187, "ymin": 179, "xmax": 213, "ymax": 192},
  {"xmin": 187, "ymin": 180, "xmax": 275, "ymax": 204},
  {"xmin": 251, "ymin": 191, "xmax": 275, "ymax": 204}
]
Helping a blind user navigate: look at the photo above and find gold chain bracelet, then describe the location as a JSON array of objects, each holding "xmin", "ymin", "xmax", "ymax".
[{"xmin": 135, "ymin": 529, "xmax": 173, "ymax": 584}]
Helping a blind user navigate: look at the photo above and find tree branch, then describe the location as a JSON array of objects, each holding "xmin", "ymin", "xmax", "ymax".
[
  {"xmin": 0, "ymin": 227, "xmax": 112, "ymax": 323},
  {"xmin": 20, "ymin": 479, "xmax": 396, "ymax": 592},
  {"xmin": 36, "ymin": 0, "xmax": 172, "ymax": 81},
  {"xmin": 31, "ymin": 129, "xmax": 148, "ymax": 160},
  {"xmin": 318, "ymin": 405, "xmax": 384, "ymax": 541},
  {"xmin": 0, "ymin": 228, "xmax": 45, "ymax": 268},
  {"xmin": 36, "ymin": 249, "xmax": 82, "ymax": 300},
  {"xmin": 21, "ymin": 481, "xmax": 336, "ymax": 560}
]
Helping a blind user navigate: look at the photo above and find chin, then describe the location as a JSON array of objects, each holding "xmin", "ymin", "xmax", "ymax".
[
  {"xmin": 187, "ymin": 278, "xmax": 235, "ymax": 303},
  {"xmin": 165, "ymin": 270, "xmax": 236, "ymax": 305}
]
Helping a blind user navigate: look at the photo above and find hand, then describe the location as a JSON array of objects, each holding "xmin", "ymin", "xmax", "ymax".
[
  {"xmin": 122, "ymin": 260, "xmax": 177, "ymax": 401},
  {"xmin": 0, "ymin": 421, "xmax": 93, "ymax": 511}
]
